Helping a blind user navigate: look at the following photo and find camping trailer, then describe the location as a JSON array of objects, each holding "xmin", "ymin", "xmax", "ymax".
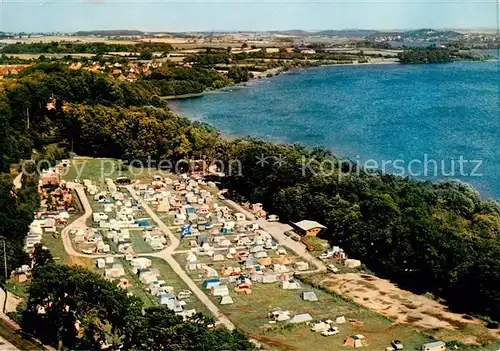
[{"xmin": 421, "ymin": 341, "xmax": 446, "ymax": 351}]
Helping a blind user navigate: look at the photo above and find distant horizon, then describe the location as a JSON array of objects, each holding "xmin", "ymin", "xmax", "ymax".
[
  {"xmin": 2, "ymin": 1, "xmax": 498, "ymax": 33},
  {"xmin": 3, "ymin": 27, "xmax": 498, "ymax": 35}
]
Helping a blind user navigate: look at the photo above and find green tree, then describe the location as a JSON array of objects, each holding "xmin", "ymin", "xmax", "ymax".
[
  {"xmin": 132, "ymin": 306, "xmax": 254, "ymax": 350},
  {"xmin": 32, "ymin": 243, "xmax": 54, "ymax": 268}
]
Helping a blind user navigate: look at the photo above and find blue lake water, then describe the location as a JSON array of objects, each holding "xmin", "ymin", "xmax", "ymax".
[{"xmin": 172, "ymin": 61, "xmax": 500, "ymax": 200}]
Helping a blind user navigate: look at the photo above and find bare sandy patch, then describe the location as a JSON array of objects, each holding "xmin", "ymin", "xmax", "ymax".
[{"xmin": 315, "ymin": 273, "xmax": 499, "ymax": 344}]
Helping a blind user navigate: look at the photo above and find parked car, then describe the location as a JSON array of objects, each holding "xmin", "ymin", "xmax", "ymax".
[
  {"xmin": 267, "ymin": 214, "xmax": 279, "ymax": 222},
  {"xmin": 291, "ymin": 234, "xmax": 301, "ymax": 241},
  {"xmin": 177, "ymin": 290, "xmax": 193, "ymax": 300},
  {"xmin": 319, "ymin": 252, "xmax": 332, "ymax": 260},
  {"xmin": 321, "ymin": 327, "xmax": 339, "ymax": 336}
]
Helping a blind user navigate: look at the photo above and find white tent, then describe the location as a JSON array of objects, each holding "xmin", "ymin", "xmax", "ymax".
[
  {"xmin": 245, "ymin": 255, "xmax": 255, "ymax": 268},
  {"xmin": 96, "ymin": 258, "xmax": 105, "ymax": 269},
  {"xmin": 281, "ymin": 280, "xmax": 301, "ymax": 290},
  {"xmin": 220, "ymin": 239, "xmax": 232, "ymax": 247},
  {"xmin": 261, "ymin": 274, "xmax": 277, "ymax": 284},
  {"xmin": 213, "ymin": 254, "xmax": 225, "ymax": 262},
  {"xmin": 186, "ymin": 253, "xmax": 198, "ymax": 263},
  {"xmin": 269, "ymin": 310, "xmax": 290, "ymax": 322},
  {"xmin": 295, "ymin": 262, "xmax": 309, "ymax": 271},
  {"xmin": 289, "ymin": 313, "xmax": 313, "ymax": 324},
  {"xmin": 250, "ymin": 245, "xmax": 264, "ymax": 253},
  {"xmin": 254, "ymin": 251, "xmax": 268, "ymax": 258},
  {"xmin": 302, "ymin": 291, "xmax": 318, "ymax": 302},
  {"xmin": 335, "ymin": 316, "xmax": 347, "ymax": 324},
  {"xmin": 220, "ymin": 295, "xmax": 234, "ymax": 305},
  {"xmin": 211, "ymin": 285, "xmax": 229, "ymax": 297}
]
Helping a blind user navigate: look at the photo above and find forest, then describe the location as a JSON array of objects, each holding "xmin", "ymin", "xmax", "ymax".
[
  {"xmin": 398, "ymin": 47, "xmax": 492, "ymax": 64},
  {"xmin": 0, "ymin": 62, "xmax": 499, "ymax": 341}
]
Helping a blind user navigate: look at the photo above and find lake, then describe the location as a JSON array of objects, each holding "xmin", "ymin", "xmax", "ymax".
[{"xmin": 172, "ymin": 61, "xmax": 500, "ymax": 200}]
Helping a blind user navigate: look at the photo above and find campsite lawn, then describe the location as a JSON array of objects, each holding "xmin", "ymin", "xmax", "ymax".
[
  {"xmin": 6, "ymin": 280, "xmax": 29, "ymax": 300},
  {"xmin": 172, "ymin": 253, "xmax": 434, "ymax": 351},
  {"xmin": 149, "ymin": 257, "xmax": 211, "ymax": 315},
  {"xmin": 129, "ymin": 230, "xmax": 153, "ymax": 253},
  {"xmin": 62, "ymin": 158, "xmax": 132, "ymax": 184},
  {"xmin": 98, "ymin": 257, "xmax": 212, "ymax": 314},
  {"xmin": 206, "ymin": 279, "xmax": 432, "ymax": 351},
  {"xmin": 63, "ymin": 157, "xmax": 173, "ymax": 184},
  {"xmin": 120, "ymin": 258, "xmax": 157, "ymax": 307},
  {"xmin": 42, "ymin": 230, "xmax": 94, "ymax": 269}
]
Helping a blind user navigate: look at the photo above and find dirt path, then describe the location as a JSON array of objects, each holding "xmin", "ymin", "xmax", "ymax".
[
  {"xmin": 0, "ymin": 290, "xmax": 22, "ymax": 314},
  {"xmin": 60, "ymin": 183, "xmax": 104, "ymax": 258}
]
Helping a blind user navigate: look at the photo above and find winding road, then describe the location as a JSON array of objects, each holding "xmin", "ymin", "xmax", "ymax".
[{"xmin": 61, "ymin": 183, "xmax": 104, "ymax": 258}]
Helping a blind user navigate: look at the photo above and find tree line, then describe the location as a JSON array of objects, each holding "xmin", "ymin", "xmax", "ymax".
[
  {"xmin": 1, "ymin": 42, "xmax": 174, "ymax": 54},
  {"xmin": 398, "ymin": 47, "xmax": 492, "ymax": 64}
]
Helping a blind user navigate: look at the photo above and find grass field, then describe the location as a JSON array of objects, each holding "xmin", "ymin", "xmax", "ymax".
[
  {"xmin": 41, "ymin": 231, "xmax": 93, "ymax": 269},
  {"xmin": 204, "ymin": 275, "xmax": 432, "ymax": 350},
  {"xmin": 62, "ymin": 157, "xmax": 172, "ymax": 185},
  {"xmin": 170, "ymin": 252, "xmax": 430, "ymax": 350},
  {"xmin": 6, "ymin": 280, "xmax": 29, "ymax": 300},
  {"xmin": 62, "ymin": 158, "xmax": 133, "ymax": 185},
  {"xmin": 129, "ymin": 230, "xmax": 153, "ymax": 253}
]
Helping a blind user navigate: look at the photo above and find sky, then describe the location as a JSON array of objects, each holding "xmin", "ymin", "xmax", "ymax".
[{"xmin": 0, "ymin": 0, "xmax": 498, "ymax": 33}]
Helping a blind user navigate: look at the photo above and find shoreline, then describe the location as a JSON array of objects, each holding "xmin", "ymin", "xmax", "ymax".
[
  {"xmin": 165, "ymin": 56, "xmax": 494, "ymax": 101},
  {"xmin": 164, "ymin": 59, "xmax": 401, "ymax": 100}
]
